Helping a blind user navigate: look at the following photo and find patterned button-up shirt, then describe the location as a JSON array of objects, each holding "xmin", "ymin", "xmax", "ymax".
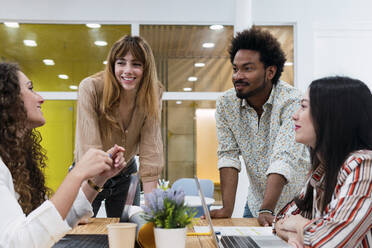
[
  {"xmin": 215, "ymin": 81, "xmax": 310, "ymax": 216},
  {"xmin": 275, "ymin": 150, "xmax": 372, "ymax": 247}
]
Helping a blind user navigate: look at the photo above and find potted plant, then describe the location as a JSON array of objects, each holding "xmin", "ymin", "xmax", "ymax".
[{"xmin": 143, "ymin": 188, "xmax": 197, "ymax": 248}]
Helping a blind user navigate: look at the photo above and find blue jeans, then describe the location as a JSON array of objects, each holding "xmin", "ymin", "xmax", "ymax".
[{"xmin": 243, "ymin": 202, "xmax": 254, "ymax": 218}]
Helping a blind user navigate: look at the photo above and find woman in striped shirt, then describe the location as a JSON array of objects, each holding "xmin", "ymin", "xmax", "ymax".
[{"xmin": 274, "ymin": 76, "xmax": 372, "ymax": 247}]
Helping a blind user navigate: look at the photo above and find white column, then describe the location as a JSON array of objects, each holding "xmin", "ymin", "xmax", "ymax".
[
  {"xmin": 131, "ymin": 23, "xmax": 140, "ymax": 36},
  {"xmin": 234, "ymin": 0, "xmax": 252, "ymax": 34}
]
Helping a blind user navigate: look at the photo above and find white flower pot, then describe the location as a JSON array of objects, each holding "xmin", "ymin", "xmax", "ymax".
[{"xmin": 154, "ymin": 227, "xmax": 187, "ymax": 248}]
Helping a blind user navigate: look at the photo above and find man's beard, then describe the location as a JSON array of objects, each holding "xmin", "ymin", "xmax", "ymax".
[{"xmin": 234, "ymin": 74, "xmax": 267, "ymax": 99}]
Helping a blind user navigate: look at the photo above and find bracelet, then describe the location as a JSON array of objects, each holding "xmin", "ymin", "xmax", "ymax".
[
  {"xmin": 87, "ymin": 179, "xmax": 103, "ymax": 193},
  {"xmin": 258, "ymin": 208, "xmax": 274, "ymax": 215}
]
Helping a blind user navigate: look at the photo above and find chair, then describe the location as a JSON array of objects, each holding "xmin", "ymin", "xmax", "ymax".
[{"xmin": 171, "ymin": 178, "xmax": 214, "ymax": 217}]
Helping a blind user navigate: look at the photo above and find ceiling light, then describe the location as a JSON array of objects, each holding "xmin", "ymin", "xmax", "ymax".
[
  {"xmin": 86, "ymin": 23, "xmax": 101, "ymax": 28},
  {"xmin": 95, "ymin": 40, "xmax": 107, "ymax": 46},
  {"xmin": 103, "ymin": 60, "xmax": 107, "ymax": 65},
  {"xmin": 194, "ymin": 62, "xmax": 205, "ymax": 67},
  {"xmin": 183, "ymin": 87, "xmax": 192, "ymax": 92},
  {"xmin": 69, "ymin": 85, "xmax": 78, "ymax": 90},
  {"xmin": 176, "ymin": 101, "xmax": 182, "ymax": 105},
  {"xmin": 202, "ymin": 42, "xmax": 215, "ymax": 48},
  {"xmin": 58, "ymin": 74, "xmax": 69, "ymax": 80},
  {"xmin": 188, "ymin": 76, "xmax": 198, "ymax": 82},
  {"xmin": 23, "ymin": 40, "xmax": 37, "ymax": 47},
  {"xmin": 4, "ymin": 22, "xmax": 19, "ymax": 28},
  {"xmin": 285, "ymin": 62, "xmax": 294, "ymax": 66},
  {"xmin": 209, "ymin": 24, "xmax": 224, "ymax": 30},
  {"xmin": 43, "ymin": 59, "xmax": 55, "ymax": 66}
]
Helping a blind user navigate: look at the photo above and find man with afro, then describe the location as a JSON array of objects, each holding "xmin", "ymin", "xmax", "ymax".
[{"xmin": 211, "ymin": 27, "xmax": 310, "ymax": 226}]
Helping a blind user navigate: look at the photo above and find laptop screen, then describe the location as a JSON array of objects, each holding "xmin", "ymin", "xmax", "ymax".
[
  {"xmin": 120, "ymin": 174, "xmax": 139, "ymax": 222},
  {"xmin": 194, "ymin": 176, "xmax": 221, "ymax": 247}
]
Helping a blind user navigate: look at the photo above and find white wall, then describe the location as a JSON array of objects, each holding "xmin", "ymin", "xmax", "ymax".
[
  {"xmin": 0, "ymin": 0, "xmax": 234, "ymax": 24},
  {"xmin": 253, "ymin": 0, "xmax": 372, "ymax": 91}
]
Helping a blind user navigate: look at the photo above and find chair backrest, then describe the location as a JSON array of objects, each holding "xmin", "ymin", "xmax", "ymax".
[{"xmin": 171, "ymin": 178, "xmax": 214, "ymax": 198}]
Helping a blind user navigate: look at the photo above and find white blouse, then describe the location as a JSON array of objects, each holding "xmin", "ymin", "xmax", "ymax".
[{"xmin": 0, "ymin": 158, "xmax": 93, "ymax": 248}]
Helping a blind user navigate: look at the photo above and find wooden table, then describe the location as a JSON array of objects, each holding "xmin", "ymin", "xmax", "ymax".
[
  {"xmin": 68, "ymin": 218, "xmax": 119, "ymax": 234},
  {"xmin": 69, "ymin": 217, "xmax": 259, "ymax": 247}
]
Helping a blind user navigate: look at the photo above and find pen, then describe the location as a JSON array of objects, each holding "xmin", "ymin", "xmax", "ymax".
[
  {"xmin": 186, "ymin": 231, "xmax": 212, "ymax": 236},
  {"xmin": 186, "ymin": 231, "xmax": 221, "ymax": 236}
]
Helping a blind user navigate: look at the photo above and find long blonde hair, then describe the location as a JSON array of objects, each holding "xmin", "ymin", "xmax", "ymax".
[{"xmin": 102, "ymin": 35, "xmax": 161, "ymax": 131}]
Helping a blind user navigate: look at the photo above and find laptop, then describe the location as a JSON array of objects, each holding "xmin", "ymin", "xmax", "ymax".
[
  {"xmin": 53, "ymin": 174, "xmax": 140, "ymax": 248},
  {"xmin": 194, "ymin": 176, "xmax": 291, "ymax": 248}
]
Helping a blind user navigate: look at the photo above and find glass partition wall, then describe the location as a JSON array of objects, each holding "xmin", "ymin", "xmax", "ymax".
[
  {"xmin": 141, "ymin": 25, "xmax": 294, "ymax": 185},
  {"xmin": 0, "ymin": 23, "xmax": 131, "ymax": 191},
  {"xmin": 0, "ymin": 22, "xmax": 294, "ymax": 193}
]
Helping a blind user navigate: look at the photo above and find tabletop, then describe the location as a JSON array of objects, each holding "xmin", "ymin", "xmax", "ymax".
[{"xmin": 69, "ymin": 217, "xmax": 260, "ymax": 247}]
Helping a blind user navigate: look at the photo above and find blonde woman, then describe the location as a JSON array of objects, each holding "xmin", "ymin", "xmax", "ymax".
[{"xmin": 75, "ymin": 35, "xmax": 163, "ymax": 217}]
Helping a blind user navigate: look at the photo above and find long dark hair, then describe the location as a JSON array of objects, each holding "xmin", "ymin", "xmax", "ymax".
[
  {"xmin": 295, "ymin": 76, "xmax": 372, "ymax": 213},
  {"xmin": 0, "ymin": 62, "xmax": 50, "ymax": 215}
]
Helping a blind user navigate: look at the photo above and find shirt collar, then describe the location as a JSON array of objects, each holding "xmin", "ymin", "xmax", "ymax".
[{"xmin": 310, "ymin": 163, "xmax": 326, "ymax": 188}]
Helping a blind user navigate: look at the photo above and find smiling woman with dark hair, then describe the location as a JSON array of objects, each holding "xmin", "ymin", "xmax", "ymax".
[
  {"xmin": 0, "ymin": 62, "xmax": 126, "ymax": 247},
  {"xmin": 274, "ymin": 76, "xmax": 372, "ymax": 247}
]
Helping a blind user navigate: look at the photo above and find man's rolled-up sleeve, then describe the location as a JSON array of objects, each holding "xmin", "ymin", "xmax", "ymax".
[{"xmin": 266, "ymin": 98, "xmax": 310, "ymax": 183}]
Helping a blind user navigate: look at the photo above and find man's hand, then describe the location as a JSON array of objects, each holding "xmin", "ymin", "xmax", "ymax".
[
  {"xmin": 258, "ymin": 212, "xmax": 274, "ymax": 226},
  {"xmin": 209, "ymin": 207, "xmax": 232, "ymax": 219},
  {"xmin": 259, "ymin": 173, "xmax": 286, "ymax": 225}
]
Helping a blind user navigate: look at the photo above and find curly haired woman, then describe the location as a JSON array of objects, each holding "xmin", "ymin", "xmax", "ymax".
[{"xmin": 0, "ymin": 62, "xmax": 126, "ymax": 247}]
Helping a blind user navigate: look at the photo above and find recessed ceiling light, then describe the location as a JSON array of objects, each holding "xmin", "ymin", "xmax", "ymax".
[
  {"xmin": 194, "ymin": 62, "xmax": 205, "ymax": 67},
  {"xmin": 103, "ymin": 60, "xmax": 107, "ymax": 65},
  {"xmin": 176, "ymin": 101, "xmax": 182, "ymax": 105},
  {"xmin": 285, "ymin": 62, "xmax": 294, "ymax": 66},
  {"xmin": 69, "ymin": 85, "xmax": 78, "ymax": 90},
  {"xmin": 43, "ymin": 59, "xmax": 55, "ymax": 66},
  {"xmin": 58, "ymin": 74, "xmax": 69, "ymax": 80},
  {"xmin": 95, "ymin": 41, "xmax": 107, "ymax": 46},
  {"xmin": 202, "ymin": 42, "xmax": 215, "ymax": 48},
  {"xmin": 86, "ymin": 23, "xmax": 101, "ymax": 28},
  {"xmin": 4, "ymin": 22, "xmax": 19, "ymax": 28},
  {"xmin": 188, "ymin": 76, "xmax": 198, "ymax": 82},
  {"xmin": 23, "ymin": 40, "xmax": 37, "ymax": 47},
  {"xmin": 209, "ymin": 24, "xmax": 224, "ymax": 30},
  {"xmin": 183, "ymin": 87, "xmax": 192, "ymax": 92}
]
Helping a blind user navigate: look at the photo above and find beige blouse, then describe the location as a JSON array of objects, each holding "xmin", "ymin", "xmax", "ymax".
[{"xmin": 74, "ymin": 74, "xmax": 164, "ymax": 183}]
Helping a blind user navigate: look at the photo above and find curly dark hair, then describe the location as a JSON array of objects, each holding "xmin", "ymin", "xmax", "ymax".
[
  {"xmin": 0, "ymin": 62, "xmax": 50, "ymax": 215},
  {"xmin": 229, "ymin": 27, "xmax": 286, "ymax": 85}
]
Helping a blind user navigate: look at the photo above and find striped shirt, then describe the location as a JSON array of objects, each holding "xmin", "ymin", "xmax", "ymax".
[{"xmin": 275, "ymin": 150, "xmax": 372, "ymax": 247}]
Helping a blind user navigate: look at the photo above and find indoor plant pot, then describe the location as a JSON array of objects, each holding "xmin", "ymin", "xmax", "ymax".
[
  {"xmin": 143, "ymin": 188, "xmax": 196, "ymax": 248},
  {"xmin": 154, "ymin": 226, "xmax": 187, "ymax": 248}
]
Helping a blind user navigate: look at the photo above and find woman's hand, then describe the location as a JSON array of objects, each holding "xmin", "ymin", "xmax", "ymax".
[
  {"xmin": 99, "ymin": 144, "xmax": 126, "ymax": 181},
  {"xmin": 275, "ymin": 214, "xmax": 308, "ymax": 247},
  {"xmin": 73, "ymin": 148, "xmax": 114, "ymax": 180},
  {"xmin": 107, "ymin": 144, "xmax": 126, "ymax": 168}
]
